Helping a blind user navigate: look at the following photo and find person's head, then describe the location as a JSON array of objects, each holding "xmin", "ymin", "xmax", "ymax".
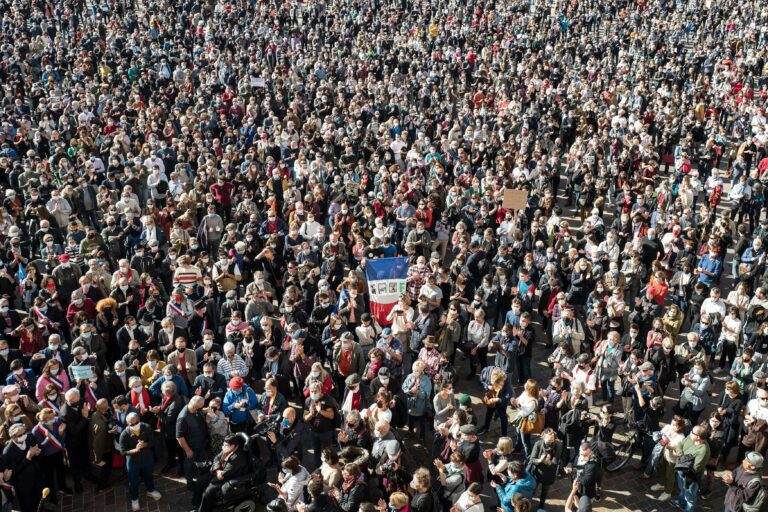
[
  {"xmin": 496, "ymin": 437, "xmax": 514, "ymax": 456},
  {"xmin": 161, "ymin": 380, "xmax": 177, "ymax": 397},
  {"xmin": 411, "ymin": 467, "xmax": 431, "ymax": 492},
  {"xmin": 221, "ymin": 433, "xmax": 244, "ymax": 455},
  {"xmin": 43, "ymin": 358, "xmax": 62, "ymax": 377},
  {"xmin": 725, "ymin": 380, "xmax": 741, "ymax": 398},
  {"xmin": 374, "ymin": 420, "xmax": 390, "ymax": 439},
  {"xmin": 578, "ymin": 442, "xmax": 593, "ymax": 460},
  {"xmin": 744, "ymin": 452, "xmax": 764, "ymax": 473},
  {"xmin": 388, "ymin": 492, "xmax": 409, "ymax": 511},
  {"xmin": 308, "ymin": 381, "xmax": 323, "ymax": 401},
  {"xmin": 64, "ymin": 388, "xmax": 81, "ymax": 406},
  {"xmin": 281, "ymin": 456, "xmax": 301, "ymax": 475},
  {"xmin": 524, "ymin": 378, "xmax": 539, "ymax": 398},
  {"xmin": 126, "ymin": 412, "xmax": 140, "ymax": 430},
  {"xmin": 342, "ymin": 463, "xmax": 361, "ymax": 483},
  {"xmin": 691, "ymin": 424, "xmax": 707, "ymax": 444},
  {"xmin": 283, "ymin": 407, "xmax": 297, "ymax": 425},
  {"xmin": 188, "ymin": 395, "xmax": 205, "ymax": 412}
]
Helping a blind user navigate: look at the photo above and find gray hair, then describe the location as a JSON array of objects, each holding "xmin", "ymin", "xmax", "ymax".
[
  {"xmin": 223, "ymin": 342, "xmax": 235, "ymax": 352},
  {"xmin": 114, "ymin": 360, "xmax": 126, "ymax": 370},
  {"xmin": 126, "ymin": 412, "xmax": 139, "ymax": 423},
  {"xmin": 65, "ymin": 388, "xmax": 81, "ymax": 401},
  {"xmin": 161, "ymin": 381, "xmax": 177, "ymax": 395}
]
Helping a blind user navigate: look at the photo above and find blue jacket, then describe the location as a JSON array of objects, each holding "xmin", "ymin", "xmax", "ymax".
[
  {"xmin": 222, "ymin": 385, "xmax": 259, "ymax": 426},
  {"xmin": 496, "ymin": 472, "xmax": 537, "ymax": 509},
  {"xmin": 696, "ymin": 254, "xmax": 722, "ymax": 286},
  {"xmin": 149, "ymin": 374, "xmax": 189, "ymax": 398}
]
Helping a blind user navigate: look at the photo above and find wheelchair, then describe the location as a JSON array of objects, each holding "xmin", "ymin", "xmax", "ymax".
[{"xmin": 201, "ymin": 432, "xmax": 267, "ymax": 512}]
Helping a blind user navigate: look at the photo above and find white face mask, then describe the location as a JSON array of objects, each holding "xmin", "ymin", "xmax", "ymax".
[{"xmin": 310, "ymin": 392, "xmax": 321, "ymax": 401}]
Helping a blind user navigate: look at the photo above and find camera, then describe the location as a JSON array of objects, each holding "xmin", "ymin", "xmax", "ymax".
[{"xmin": 253, "ymin": 414, "xmax": 282, "ymax": 437}]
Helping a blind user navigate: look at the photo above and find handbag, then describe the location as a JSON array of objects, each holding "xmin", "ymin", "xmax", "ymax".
[
  {"xmin": 674, "ymin": 454, "xmax": 696, "ymax": 478},
  {"xmin": 519, "ymin": 410, "xmax": 543, "ymax": 435}
]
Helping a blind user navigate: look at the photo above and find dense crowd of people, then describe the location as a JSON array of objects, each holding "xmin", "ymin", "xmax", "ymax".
[{"xmin": 0, "ymin": 0, "xmax": 767, "ymax": 511}]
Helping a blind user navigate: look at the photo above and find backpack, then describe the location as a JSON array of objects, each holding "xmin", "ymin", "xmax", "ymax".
[
  {"xmin": 558, "ymin": 408, "xmax": 583, "ymax": 435},
  {"xmin": 742, "ymin": 477, "xmax": 766, "ymax": 512}
]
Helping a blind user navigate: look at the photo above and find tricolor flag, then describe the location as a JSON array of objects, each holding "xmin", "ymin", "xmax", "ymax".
[{"xmin": 365, "ymin": 257, "xmax": 409, "ymax": 325}]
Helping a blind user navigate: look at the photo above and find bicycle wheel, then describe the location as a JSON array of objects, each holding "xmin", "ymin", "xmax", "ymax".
[{"xmin": 604, "ymin": 433, "xmax": 636, "ymax": 472}]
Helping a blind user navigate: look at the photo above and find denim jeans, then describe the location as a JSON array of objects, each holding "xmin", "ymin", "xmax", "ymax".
[
  {"xmin": 676, "ymin": 471, "xmax": 699, "ymax": 512},
  {"xmin": 126, "ymin": 457, "xmax": 156, "ymax": 501},
  {"xmin": 515, "ymin": 430, "xmax": 532, "ymax": 459}
]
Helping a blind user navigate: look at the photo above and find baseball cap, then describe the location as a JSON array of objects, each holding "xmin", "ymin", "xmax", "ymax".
[{"xmin": 746, "ymin": 452, "xmax": 764, "ymax": 469}]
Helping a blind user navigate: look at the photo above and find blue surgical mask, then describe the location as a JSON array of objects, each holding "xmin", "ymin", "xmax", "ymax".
[{"xmin": 282, "ymin": 418, "xmax": 290, "ymax": 427}]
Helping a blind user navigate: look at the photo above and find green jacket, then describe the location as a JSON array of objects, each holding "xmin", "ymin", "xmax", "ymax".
[{"xmin": 679, "ymin": 435, "xmax": 710, "ymax": 475}]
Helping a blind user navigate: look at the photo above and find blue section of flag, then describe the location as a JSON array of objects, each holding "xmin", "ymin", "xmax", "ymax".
[
  {"xmin": 333, "ymin": 285, "xmax": 349, "ymax": 314},
  {"xmin": 365, "ymin": 257, "xmax": 409, "ymax": 282},
  {"xmin": 17, "ymin": 263, "xmax": 25, "ymax": 294}
]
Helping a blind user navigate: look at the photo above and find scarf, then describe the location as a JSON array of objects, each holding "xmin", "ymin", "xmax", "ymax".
[
  {"xmin": 131, "ymin": 389, "xmax": 147, "ymax": 412},
  {"xmin": 48, "ymin": 374, "xmax": 64, "ymax": 391},
  {"xmin": 157, "ymin": 395, "xmax": 173, "ymax": 429},
  {"xmin": 33, "ymin": 422, "xmax": 66, "ymax": 455}
]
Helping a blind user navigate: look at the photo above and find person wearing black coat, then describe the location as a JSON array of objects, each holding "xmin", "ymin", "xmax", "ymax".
[
  {"xmin": 61, "ymin": 389, "xmax": 93, "ymax": 493},
  {"xmin": 564, "ymin": 442, "xmax": 601, "ymax": 504},
  {"xmin": 191, "ymin": 364, "xmax": 228, "ymax": 404},
  {"xmin": 332, "ymin": 463, "xmax": 368, "ymax": 512},
  {"xmin": 196, "ymin": 434, "xmax": 251, "ymax": 512},
  {"xmin": 529, "ymin": 429, "xmax": 563, "ymax": 511},
  {"xmin": 2, "ymin": 423, "xmax": 44, "ymax": 512},
  {"xmin": 106, "ymin": 361, "xmax": 138, "ymax": 400},
  {"xmin": 154, "ymin": 380, "xmax": 187, "ymax": 474}
]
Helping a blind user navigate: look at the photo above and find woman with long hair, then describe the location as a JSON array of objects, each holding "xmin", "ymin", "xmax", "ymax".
[{"xmin": 511, "ymin": 379, "xmax": 540, "ymax": 459}]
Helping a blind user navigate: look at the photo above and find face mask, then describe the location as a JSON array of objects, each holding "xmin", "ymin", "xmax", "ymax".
[
  {"xmin": 265, "ymin": 389, "xmax": 273, "ymax": 397},
  {"xmin": 164, "ymin": 375, "xmax": 173, "ymax": 382},
  {"xmin": 82, "ymin": 332, "xmax": 92, "ymax": 339},
  {"xmin": 46, "ymin": 393, "xmax": 57, "ymax": 400},
  {"xmin": 14, "ymin": 434, "xmax": 27, "ymax": 443},
  {"xmin": 231, "ymin": 320, "xmax": 241, "ymax": 326},
  {"xmin": 688, "ymin": 342, "xmax": 697, "ymax": 350},
  {"xmin": 132, "ymin": 386, "xmax": 143, "ymax": 393},
  {"xmin": 149, "ymin": 361, "xmax": 158, "ymax": 368},
  {"xmin": 203, "ymin": 340, "xmax": 213, "ymax": 349},
  {"xmin": 282, "ymin": 418, "xmax": 290, "ymax": 427},
  {"xmin": 310, "ymin": 392, "xmax": 321, "ymax": 401},
  {"xmin": 74, "ymin": 299, "xmax": 83, "ymax": 306}
]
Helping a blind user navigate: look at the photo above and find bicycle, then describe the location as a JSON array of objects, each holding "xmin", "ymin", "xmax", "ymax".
[{"xmin": 603, "ymin": 421, "xmax": 643, "ymax": 472}]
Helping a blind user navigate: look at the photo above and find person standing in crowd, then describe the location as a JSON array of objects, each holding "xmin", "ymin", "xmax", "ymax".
[{"xmin": 118, "ymin": 412, "xmax": 162, "ymax": 511}]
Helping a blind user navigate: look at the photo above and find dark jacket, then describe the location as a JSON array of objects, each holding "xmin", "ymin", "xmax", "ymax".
[
  {"xmin": 107, "ymin": 369, "xmax": 138, "ymax": 400},
  {"xmin": 191, "ymin": 372, "xmax": 228, "ymax": 403},
  {"xmin": 337, "ymin": 480, "xmax": 367, "ymax": 512},
  {"xmin": 157, "ymin": 393, "xmax": 187, "ymax": 438},
  {"xmin": 118, "ymin": 421, "xmax": 155, "ymax": 464},
  {"xmin": 568, "ymin": 453, "xmax": 600, "ymax": 499}
]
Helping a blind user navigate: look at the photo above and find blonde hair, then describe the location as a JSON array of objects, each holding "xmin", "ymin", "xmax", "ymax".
[
  {"xmin": 389, "ymin": 492, "xmax": 409, "ymax": 509},
  {"xmin": 497, "ymin": 437, "xmax": 514, "ymax": 455},
  {"xmin": 524, "ymin": 379, "xmax": 540, "ymax": 398}
]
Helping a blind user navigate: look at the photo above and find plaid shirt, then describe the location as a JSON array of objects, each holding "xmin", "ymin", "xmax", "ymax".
[{"xmin": 406, "ymin": 265, "xmax": 430, "ymax": 300}]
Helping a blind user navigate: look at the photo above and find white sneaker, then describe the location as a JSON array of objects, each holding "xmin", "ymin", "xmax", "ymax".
[
  {"xmin": 131, "ymin": 500, "xmax": 140, "ymax": 511},
  {"xmin": 650, "ymin": 484, "xmax": 664, "ymax": 492},
  {"xmin": 147, "ymin": 490, "xmax": 162, "ymax": 501},
  {"xmin": 658, "ymin": 492, "xmax": 671, "ymax": 501}
]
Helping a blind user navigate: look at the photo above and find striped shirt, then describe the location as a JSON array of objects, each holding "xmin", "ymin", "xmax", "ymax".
[{"xmin": 173, "ymin": 265, "xmax": 201, "ymax": 286}]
